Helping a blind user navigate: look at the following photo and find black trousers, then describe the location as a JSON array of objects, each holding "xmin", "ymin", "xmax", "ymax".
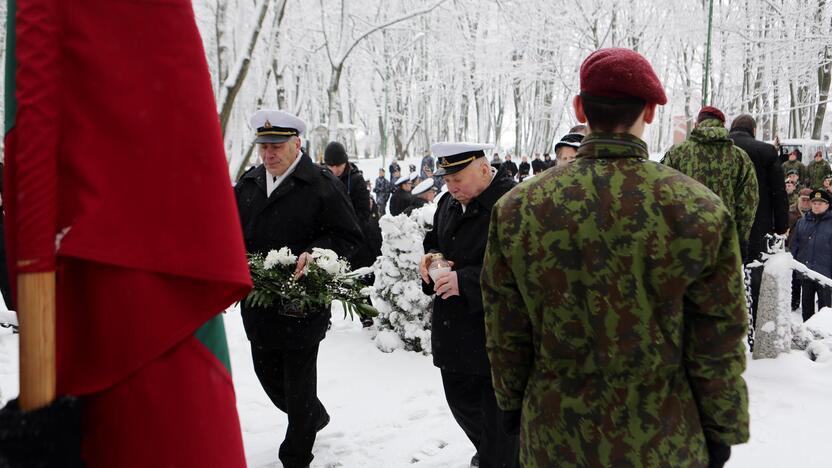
[
  {"xmin": 251, "ymin": 344, "xmax": 327, "ymax": 468},
  {"xmin": 791, "ymin": 272, "xmax": 802, "ymax": 311},
  {"xmin": 441, "ymin": 370, "xmax": 519, "ymax": 468},
  {"xmin": 801, "ymin": 279, "xmax": 831, "ymax": 322}
]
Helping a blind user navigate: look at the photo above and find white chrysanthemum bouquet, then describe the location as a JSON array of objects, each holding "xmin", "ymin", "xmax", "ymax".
[{"xmin": 246, "ymin": 247, "xmax": 378, "ymax": 320}]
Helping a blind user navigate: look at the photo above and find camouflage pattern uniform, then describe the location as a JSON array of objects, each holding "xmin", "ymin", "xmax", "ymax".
[
  {"xmin": 482, "ymin": 133, "xmax": 750, "ymax": 468},
  {"xmin": 806, "ymin": 159, "xmax": 832, "ymax": 189},
  {"xmin": 787, "ymin": 188, "xmax": 800, "ymax": 207},
  {"xmin": 781, "ymin": 159, "xmax": 807, "ymax": 186},
  {"xmin": 661, "ymin": 118, "xmax": 759, "ymax": 243}
]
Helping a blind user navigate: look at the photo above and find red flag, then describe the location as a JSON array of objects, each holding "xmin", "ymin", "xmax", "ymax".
[{"xmin": 5, "ymin": 0, "xmax": 252, "ymax": 465}]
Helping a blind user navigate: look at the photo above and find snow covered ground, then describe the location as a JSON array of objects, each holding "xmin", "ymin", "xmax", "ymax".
[{"xmin": 2, "ymin": 304, "xmax": 832, "ymax": 467}]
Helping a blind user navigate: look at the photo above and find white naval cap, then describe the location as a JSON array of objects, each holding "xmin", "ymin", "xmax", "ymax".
[
  {"xmin": 431, "ymin": 142, "xmax": 493, "ymax": 176},
  {"xmin": 395, "ymin": 175, "xmax": 411, "ymax": 185},
  {"xmin": 409, "ymin": 172, "xmax": 419, "ymax": 182},
  {"xmin": 249, "ymin": 109, "xmax": 306, "ymax": 144},
  {"xmin": 412, "ymin": 178, "xmax": 434, "ymax": 196}
]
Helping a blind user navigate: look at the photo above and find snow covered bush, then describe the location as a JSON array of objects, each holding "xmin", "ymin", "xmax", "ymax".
[{"xmin": 372, "ymin": 204, "xmax": 437, "ymax": 353}]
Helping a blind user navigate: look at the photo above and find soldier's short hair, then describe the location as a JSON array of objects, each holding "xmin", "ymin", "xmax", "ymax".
[
  {"xmin": 730, "ymin": 114, "xmax": 756, "ymax": 133},
  {"xmin": 580, "ymin": 93, "xmax": 646, "ymax": 133}
]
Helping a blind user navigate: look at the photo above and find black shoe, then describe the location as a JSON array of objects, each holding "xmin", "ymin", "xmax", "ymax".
[
  {"xmin": 361, "ymin": 317, "xmax": 374, "ymax": 328},
  {"xmin": 470, "ymin": 452, "xmax": 480, "ymax": 467},
  {"xmin": 316, "ymin": 410, "xmax": 330, "ymax": 432}
]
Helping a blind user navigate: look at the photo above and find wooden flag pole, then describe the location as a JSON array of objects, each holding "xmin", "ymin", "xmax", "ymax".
[{"xmin": 17, "ymin": 271, "xmax": 56, "ymax": 410}]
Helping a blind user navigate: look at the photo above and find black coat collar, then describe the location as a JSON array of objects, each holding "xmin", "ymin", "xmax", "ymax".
[{"xmin": 448, "ymin": 166, "xmax": 513, "ymax": 213}]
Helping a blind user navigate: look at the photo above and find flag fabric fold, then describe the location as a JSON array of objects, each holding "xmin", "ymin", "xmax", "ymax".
[{"xmin": 4, "ymin": 0, "xmax": 252, "ymax": 466}]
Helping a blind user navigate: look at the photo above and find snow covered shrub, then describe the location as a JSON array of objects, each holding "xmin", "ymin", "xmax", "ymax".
[{"xmin": 372, "ymin": 204, "xmax": 437, "ymax": 353}]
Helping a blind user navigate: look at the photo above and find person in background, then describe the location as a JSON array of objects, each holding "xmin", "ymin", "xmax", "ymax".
[
  {"xmin": 490, "ymin": 152, "xmax": 503, "ymax": 171},
  {"xmin": 729, "ymin": 113, "xmax": 789, "ymax": 325},
  {"xmin": 788, "ymin": 188, "xmax": 813, "ymax": 311},
  {"xmin": 785, "ymin": 179, "xmax": 798, "ymax": 207},
  {"xmin": 807, "ymin": 150, "xmax": 832, "ymax": 189},
  {"xmin": 402, "ymin": 178, "xmax": 437, "ymax": 216},
  {"xmin": 661, "ymin": 105, "xmax": 760, "ymax": 254},
  {"xmin": 791, "ymin": 190, "xmax": 832, "ymax": 322},
  {"xmin": 389, "ymin": 160, "xmax": 401, "ymax": 184},
  {"xmin": 554, "ymin": 133, "xmax": 584, "ymax": 167},
  {"xmin": 324, "ymin": 141, "xmax": 382, "ymax": 274},
  {"xmin": 782, "ymin": 149, "xmax": 806, "ymax": 186},
  {"xmin": 421, "ymin": 152, "xmax": 436, "ymax": 179},
  {"xmin": 518, "ymin": 156, "xmax": 531, "ymax": 182},
  {"xmin": 531, "ymin": 153, "xmax": 546, "ymax": 175},
  {"xmin": 389, "ymin": 175, "xmax": 414, "ymax": 216},
  {"xmin": 824, "ymin": 175, "xmax": 832, "ymax": 195},
  {"xmin": 373, "ymin": 168, "xmax": 393, "ymax": 216},
  {"xmin": 502, "ymin": 154, "xmax": 518, "ymax": 180}
]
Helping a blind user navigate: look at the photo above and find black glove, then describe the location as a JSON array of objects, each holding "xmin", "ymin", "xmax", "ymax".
[
  {"xmin": 706, "ymin": 439, "xmax": 731, "ymax": 468},
  {"xmin": 0, "ymin": 396, "xmax": 84, "ymax": 468},
  {"xmin": 500, "ymin": 409, "xmax": 521, "ymax": 436}
]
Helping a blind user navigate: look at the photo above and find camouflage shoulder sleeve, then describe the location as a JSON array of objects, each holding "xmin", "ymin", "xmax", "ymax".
[
  {"xmin": 734, "ymin": 148, "xmax": 759, "ymax": 241},
  {"xmin": 481, "ymin": 194, "xmax": 533, "ymax": 411},
  {"xmin": 683, "ymin": 207, "xmax": 750, "ymax": 446}
]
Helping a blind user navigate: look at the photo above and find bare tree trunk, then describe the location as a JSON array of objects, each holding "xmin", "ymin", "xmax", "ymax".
[
  {"xmin": 789, "ymin": 81, "xmax": 799, "ymax": 138},
  {"xmin": 513, "ymin": 76, "xmax": 523, "ymax": 157},
  {"xmin": 812, "ymin": 2, "xmax": 831, "ymax": 139},
  {"xmin": 214, "ymin": 0, "xmax": 229, "ymax": 97},
  {"xmin": 217, "ymin": 0, "xmax": 272, "ymax": 136},
  {"xmin": 320, "ymin": 0, "xmax": 448, "ymax": 143}
]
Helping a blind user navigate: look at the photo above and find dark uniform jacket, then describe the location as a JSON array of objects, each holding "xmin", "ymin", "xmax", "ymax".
[
  {"xmin": 502, "ymin": 160, "xmax": 518, "ymax": 179},
  {"xmin": 518, "ymin": 161, "xmax": 530, "ymax": 178},
  {"xmin": 234, "ymin": 153, "xmax": 364, "ymax": 349},
  {"xmin": 389, "ymin": 188, "xmax": 414, "ymax": 216},
  {"xmin": 791, "ymin": 210, "xmax": 832, "ymax": 277},
  {"xmin": 531, "ymin": 158, "xmax": 545, "ymax": 174},
  {"xmin": 422, "ymin": 168, "xmax": 516, "ymax": 375},
  {"xmin": 373, "ymin": 176, "xmax": 393, "ymax": 199},
  {"xmin": 787, "ymin": 203, "xmax": 808, "ymax": 247},
  {"xmin": 729, "ymin": 129, "xmax": 789, "ymax": 262},
  {"xmin": 402, "ymin": 197, "xmax": 427, "ymax": 216},
  {"xmin": 335, "ymin": 163, "xmax": 381, "ymax": 267}
]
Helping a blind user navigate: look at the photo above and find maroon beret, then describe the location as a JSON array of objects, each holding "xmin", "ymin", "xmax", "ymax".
[
  {"xmin": 698, "ymin": 106, "xmax": 725, "ymax": 123},
  {"xmin": 579, "ymin": 48, "xmax": 667, "ymax": 105}
]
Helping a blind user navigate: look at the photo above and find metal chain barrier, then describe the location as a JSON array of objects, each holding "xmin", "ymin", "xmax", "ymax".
[{"xmin": 743, "ymin": 265, "xmax": 755, "ymax": 350}]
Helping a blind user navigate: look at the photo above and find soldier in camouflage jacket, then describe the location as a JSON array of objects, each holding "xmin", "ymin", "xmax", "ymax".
[
  {"xmin": 781, "ymin": 149, "xmax": 807, "ymax": 185},
  {"xmin": 662, "ymin": 109, "xmax": 759, "ymax": 254},
  {"xmin": 806, "ymin": 151, "xmax": 832, "ymax": 189},
  {"xmin": 482, "ymin": 49, "xmax": 749, "ymax": 468}
]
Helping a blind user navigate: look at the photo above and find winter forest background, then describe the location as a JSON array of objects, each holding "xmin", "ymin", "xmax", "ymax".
[{"xmin": 1, "ymin": 0, "xmax": 831, "ymax": 179}]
